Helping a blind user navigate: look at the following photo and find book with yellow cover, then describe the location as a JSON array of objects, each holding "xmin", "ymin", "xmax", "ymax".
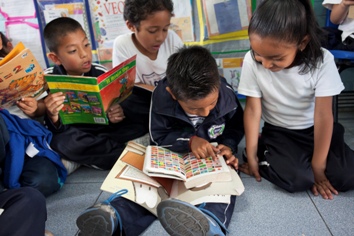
[{"xmin": 0, "ymin": 42, "xmax": 46, "ymax": 109}]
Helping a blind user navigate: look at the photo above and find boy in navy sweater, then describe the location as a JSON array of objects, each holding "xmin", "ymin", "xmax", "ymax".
[{"xmin": 43, "ymin": 17, "xmax": 147, "ymax": 172}]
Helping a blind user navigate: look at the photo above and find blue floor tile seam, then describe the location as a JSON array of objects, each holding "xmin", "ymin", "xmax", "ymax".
[{"xmin": 307, "ymin": 191, "xmax": 335, "ymax": 236}]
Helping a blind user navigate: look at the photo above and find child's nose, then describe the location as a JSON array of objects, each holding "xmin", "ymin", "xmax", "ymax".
[
  {"xmin": 198, "ymin": 108, "xmax": 210, "ymax": 117},
  {"xmin": 261, "ymin": 59, "xmax": 273, "ymax": 69}
]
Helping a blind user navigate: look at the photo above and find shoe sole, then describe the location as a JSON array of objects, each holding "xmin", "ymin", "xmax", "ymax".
[
  {"xmin": 76, "ymin": 207, "xmax": 114, "ymax": 236},
  {"xmin": 157, "ymin": 199, "xmax": 212, "ymax": 236}
]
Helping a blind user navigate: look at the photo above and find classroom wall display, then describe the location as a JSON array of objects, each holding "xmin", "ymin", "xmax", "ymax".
[
  {"xmin": 34, "ymin": 0, "xmax": 95, "ymax": 67},
  {"xmin": 216, "ymin": 57, "xmax": 243, "ymax": 94},
  {"xmin": 202, "ymin": 0, "xmax": 252, "ymax": 40},
  {"xmin": 88, "ymin": 0, "xmax": 129, "ymax": 48},
  {"xmin": 0, "ymin": 0, "xmax": 47, "ymax": 68}
]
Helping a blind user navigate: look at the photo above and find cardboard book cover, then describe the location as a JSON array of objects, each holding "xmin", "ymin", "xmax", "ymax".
[
  {"xmin": 0, "ymin": 42, "xmax": 46, "ymax": 109},
  {"xmin": 45, "ymin": 55, "xmax": 136, "ymax": 125},
  {"xmin": 100, "ymin": 141, "xmax": 245, "ymax": 216}
]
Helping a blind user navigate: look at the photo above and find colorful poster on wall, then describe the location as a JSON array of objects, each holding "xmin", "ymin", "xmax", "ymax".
[
  {"xmin": 170, "ymin": 0, "xmax": 194, "ymax": 42},
  {"xmin": 202, "ymin": 0, "xmax": 252, "ymax": 39},
  {"xmin": 216, "ymin": 57, "xmax": 243, "ymax": 92},
  {"xmin": 0, "ymin": 0, "xmax": 36, "ymax": 19},
  {"xmin": 89, "ymin": 0, "xmax": 130, "ymax": 48}
]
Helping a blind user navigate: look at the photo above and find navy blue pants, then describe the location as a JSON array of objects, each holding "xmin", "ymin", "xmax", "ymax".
[
  {"xmin": 21, "ymin": 156, "xmax": 61, "ymax": 197},
  {"xmin": 110, "ymin": 195, "xmax": 236, "ymax": 236},
  {"xmin": 0, "ymin": 187, "xmax": 47, "ymax": 236},
  {"xmin": 49, "ymin": 119, "xmax": 147, "ymax": 170},
  {"xmin": 258, "ymin": 122, "xmax": 354, "ymax": 192}
]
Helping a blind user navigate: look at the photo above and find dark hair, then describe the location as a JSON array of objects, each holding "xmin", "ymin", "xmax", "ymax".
[
  {"xmin": 249, "ymin": 0, "xmax": 324, "ymax": 73},
  {"xmin": 166, "ymin": 45, "xmax": 220, "ymax": 101},
  {"xmin": 123, "ymin": 0, "xmax": 174, "ymax": 29},
  {"xmin": 43, "ymin": 17, "xmax": 85, "ymax": 53},
  {"xmin": 0, "ymin": 32, "xmax": 10, "ymax": 58}
]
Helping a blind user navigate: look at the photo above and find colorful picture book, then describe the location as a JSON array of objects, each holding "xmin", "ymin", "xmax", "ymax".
[
  {"xmin": 44, "ymin": 55, "xmax": 136, "ymax": 125},
  {"xmin": 143, "ymin": 145, "xmax": 232, "ymax": 189},
  {"xmin": 100, "ymin": 141, "xmax": 244, "ymax": 216},
  {"xmin": 0, "ymin": 42, "xmax": 46, "ymax": 109}
]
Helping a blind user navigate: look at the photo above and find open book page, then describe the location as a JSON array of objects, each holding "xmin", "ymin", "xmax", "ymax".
[
  {"xmin": 182, "ymin": 153, "xmax": 231, "ymax": 189},
  {"xmin": 118, "ymin": 165, "xmax": 161, "ymax": 188},
  {"xmin": 102, "ymin": 142, "xmax": 245, "ymax": 216},
  {"xmin": 0, "ymin": 42, "xmax": 46, "ymax": 109},
  {"xmin": 143, "ymin": 146, "xmax": 187, "ymax": 181},
  {"xmin": 45, "ymin": 55, "xmax": 136, "ymax": 125},
  {"xmin": 100, "ymin": 150, "xmax": 136, "ymax": 202}
]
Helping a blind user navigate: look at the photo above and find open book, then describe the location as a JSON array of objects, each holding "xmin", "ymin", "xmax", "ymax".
[
  {"xmin": 0, "ymin": 42, "xmax": 46, "ymax": 109},
  {"xmin": 44, "ymin": 55, "xmax": 136, "ymax": 125},
  {"xmin": 100, "ymin": 142, "xmax": 244, "ymax": 216},
  {"xmin": 143, "ymin": 145, "xmax": 231, "ymax": 189}
]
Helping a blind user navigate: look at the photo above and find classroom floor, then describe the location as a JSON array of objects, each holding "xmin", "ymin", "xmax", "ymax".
[{"xmin": 45, "ymin": 106, "xmax": 354, "ymax": 236}]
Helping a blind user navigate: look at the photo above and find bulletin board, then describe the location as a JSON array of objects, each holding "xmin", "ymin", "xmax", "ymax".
[{"xmin": 0, "ymin": 0, "xmax": 47, "ymax": 68}]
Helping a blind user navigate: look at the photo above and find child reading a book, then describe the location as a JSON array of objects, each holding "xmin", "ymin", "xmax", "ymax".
[
  {"xmin": 75, "ymin": 45, "xmax": 244, "ymax": 236},
  {"xmin": 0, "ymin": 32, "xmax": 65, "ymax": 197},
  {"xmin": 43, "ymin": 17, "xmax": 147, "ymax": 172},
  {"xmin": 238, "ymin": 0, "xmax": 354, "ymax": 200},
  {"xmin": 112, "ymin": 0, "xmax": 184, "ymax": 134}
]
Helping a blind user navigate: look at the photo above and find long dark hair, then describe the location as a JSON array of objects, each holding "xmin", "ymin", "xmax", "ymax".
[{"xmin": 249, "ymin": 0, "xmax": 325, "ymax": 73}]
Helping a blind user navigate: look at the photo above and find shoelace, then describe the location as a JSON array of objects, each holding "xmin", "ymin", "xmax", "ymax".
[
  {"xmin": 103, "ymin": 189, "xmax": 128, "ymax": 234},
  {"xmin": 198, "ymin": 202, "xmax": 229, "ymax": 234}
]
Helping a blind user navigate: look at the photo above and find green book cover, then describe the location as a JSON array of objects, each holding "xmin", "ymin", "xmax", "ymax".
[{"xmin": 45, "ymin": 55, "xmax": 136, "ymax": 125}]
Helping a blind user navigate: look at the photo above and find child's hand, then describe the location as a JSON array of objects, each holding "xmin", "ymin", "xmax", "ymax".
[
  {"xmin": 239, "ymin": 156, "xmax": 262, "ymax": 182},
  {"xmin": 217, "ymin": 144, "xmax": 238, "ymax": 170},
  {"xmin": 311, "ymin": 168, "xmax": 338, "ymax": 200},
  {"xmin": 44, "ymin": 92, "xmax": 66, "ymax": 124},
  {"xmin": 190, "ymin": 136, "xmax": 219, "ymax": 160},
  {"xmin": 16, "ymin": 97, "xmax": 38, "ymax": 117},
  {"xmin": 107, "ymin": 103, "xmax": 125, "ymax": 123}
]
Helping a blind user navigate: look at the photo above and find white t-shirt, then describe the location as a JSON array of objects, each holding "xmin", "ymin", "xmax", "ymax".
[
  {"xmin": 323, "ymin": 0, "xmax": 354, "ymax": 41},
  {"xmin": 238, "ymin": 49, "xmax": 344, "ymax": 129},
  {"xmin": 112, "ymin": 30, "xmax": 183, "ymax": 86}
]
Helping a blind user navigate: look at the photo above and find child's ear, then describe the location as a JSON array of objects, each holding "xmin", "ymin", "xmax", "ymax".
[
  {"xmin": 299, "ymin": 35, "xmax": 310, "ymax": 51},
  {"xmin": 166, "ymin": 87, "xmax": 177, "ymax": 100},
  {"xmin": 126, "ymin": 21, "xmax": 136, "ymax": 32},
  {"xmin": 47, "ymin": 52, "xmax": 61, "ymax": 65}
]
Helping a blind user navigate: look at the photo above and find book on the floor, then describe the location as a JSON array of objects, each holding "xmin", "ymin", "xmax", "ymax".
[
  {"xmin": 100, "ymin": 141, "xmax": 244, "ymax": 216},
  {"xmin": 0, "ymin": 42, "xmax": 46, "ymax": 109},
  {"xmin": 143, "ymin": 145, "xmax": 232, "ymax": 189},
  {"xmin": 44, "ymin": 55, "xmax": 136, "ymax": 125}
]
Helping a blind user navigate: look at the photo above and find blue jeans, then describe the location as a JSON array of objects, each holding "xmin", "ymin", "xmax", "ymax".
[{"xmin": 110, "ymin": 195, "xmax": 236, "ymax": 236}]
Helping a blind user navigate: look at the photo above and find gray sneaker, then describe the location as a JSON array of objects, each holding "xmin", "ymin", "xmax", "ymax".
[
  {"xmin": 76, "ymin": 189, "xmax": 127, "ymax": 236},
  {"xmin": 157, "ymin": 199, "xmax": 226, "ymax": 236}
]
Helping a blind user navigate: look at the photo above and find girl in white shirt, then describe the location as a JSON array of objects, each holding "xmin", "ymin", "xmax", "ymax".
[
  {"xmin": 111, "ymin": 0, "xmax": 184, "ymax": 133},
  {"xmin": 238, "ymin": 0, "xmax": 354, "ymax": 200}
]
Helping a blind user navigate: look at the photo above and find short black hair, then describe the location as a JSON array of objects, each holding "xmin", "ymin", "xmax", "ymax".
[
  {"xmin": 43, "ymin": 17, "xmax": 85, "ymax": 53},
  {"xmin": 0, "ymin": 32, "xmax": 10, "ymax": 57},
  {"xmin": 166, "ymin": 45, "xmax": 220, "ymax": 101},
  {"xmin": 123, "ymin": 0, "xmax": 174, "ymax": 29},
  {"xmin": 249, "ymin": 0, "xmax": 324, "ymax": 73}
]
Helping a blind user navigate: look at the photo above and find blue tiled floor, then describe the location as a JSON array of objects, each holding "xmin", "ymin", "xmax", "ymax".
[{"xmin": 46, "ymin": 108, "xmax": 354, "ymax": 236}]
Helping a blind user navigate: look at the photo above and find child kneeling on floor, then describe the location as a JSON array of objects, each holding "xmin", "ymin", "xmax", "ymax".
[{"xmin": 75, "ymin": 45, "xmax": 244, "ymax": 236}]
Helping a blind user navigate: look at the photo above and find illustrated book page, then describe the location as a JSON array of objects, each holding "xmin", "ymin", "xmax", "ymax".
[
  {"xmin": 0, "ymin": 42, "xmax": 46, "ymax": 109},
  {"xmin": 101, "ymin": 141, "xmax": 244, "ymax": 216},
  {"xmin": 45, "ymin": 55, "xmax": 136, "ymax": 125},
  {"xmin": 143, "ymin": 145, "xmax": 231, "ymax": 189}
]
